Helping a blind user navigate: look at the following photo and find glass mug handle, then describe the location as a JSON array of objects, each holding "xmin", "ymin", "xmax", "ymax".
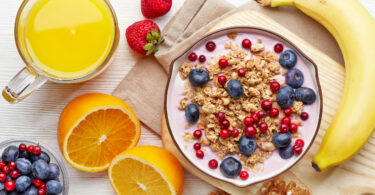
[{"xmin": 2, "ymin": 67, "xmax": 47, "ymax": 103}]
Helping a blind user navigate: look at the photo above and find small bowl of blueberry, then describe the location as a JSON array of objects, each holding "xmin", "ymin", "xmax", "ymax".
[{"xmin": 0, "ymin": 139, "xmax": 68, "ymax": 195}]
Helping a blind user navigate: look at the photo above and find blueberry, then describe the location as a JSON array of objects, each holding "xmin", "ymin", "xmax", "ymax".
[
  {"xmin": 32, "ymin": 160, "xmax": 50, "ymax": 180},
  {"xmin": 185, "ymin": 103, "xmax": 199, "ymax": 123},
  {"xmin": 46, "ymin": 180, "xmax": 63, "ymax": 194},
  {"xmin": 219, "ymin": 157, "xmax": 242, "ymax": 178},
  {"xmin": 24, "ymin": 186, "xmax": 38, "ymax": 195},
  {"xmin": 279, "ymin": 144, "xmax": 294, "ymax": 159},
  {"xmin": 0, "ymin": 183, "xmax": 3, "ymax": 191},
  {"xmin": 19, "ymin": 151, "xmax": 31, "ymax": 160},
  {"xmin": 295, "ymin": 87, "xmax": 316, "ymax": 105},
  {"xmin": 188, "ymin": 69, "xmax": 210, "ymax": 86},
  {"xmin": 279, "ymin": 50, "xmax": 297, "ymax": 69},
  {"xmin": 226, "ymin": 79, "xmax": 244, "ymax": 99},
  {"xmin": 272, "ymin": 132, "xmax": 292, "ymax": 148},
  {"xmin": 238, "ymin": 136, "xmax": 257, "ymax": 156},
  {"xmin": 38, "ymin": 152, "xmax": 50, "ymax": 164},
  {"xmin": 0, "ymin": 190, "xmax": 5, "ymax": 195},
  {"xmin": 15, "ymin": 175, "xmax": 31, "ymax": 192},
  {"xmin": 286, "ymin": 68, "xmax": 304, "ymax": 88},
  {"xmin": 2, "ymin": 145, "xmax": 19, "ymax": 163},
  {"xmin": 277, "ymin": 86, "xmax": 295, "ymax": 109},
  {"xmin": 16, "ymin": 158, "xmax": 32, "ymax": 175},
  {"xmin": 48, "ymin": 163, "xmax": 60, "ymax": 180}
]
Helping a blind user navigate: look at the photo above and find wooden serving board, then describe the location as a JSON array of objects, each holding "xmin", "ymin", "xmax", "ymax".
[{"xmin": 161, "ymin": 10, "xmax": 375, "ymax": 194}]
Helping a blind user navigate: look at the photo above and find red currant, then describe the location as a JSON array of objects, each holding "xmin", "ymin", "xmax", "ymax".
[
  {"xmin": 5, "ymin": 180, "xmax": 15, "ymax": 191},
  {"xmin": 220, "ymin": 129, "xmax": 230, "ymax": 139},
  {"xmin": 217, "ymin": 75, "xmax": 227, "ymax": 85},
  {"xmin": 193, "ymin": 130, "xmax": 202, "ymax": 139},
  {"xmin": 261, "ymin": 100, "xmax": 272, "ymax": 110},
  {"xmin": 281, "ymin": 117, "xmax": 291, "ymax": 125},
  {"xmin": 216, "ymin": 112, "xmax": 226, "ymax": 122},
  {"xmin": 238, "ymin": 68, "xmax": 246, "ymax": 77},
  {"xmin": 0, "ymin": 172, "xmax": 6, "ymax": 182},
  {"xmin": 208, "ymin": 159, "xmax": 218, "ymax": 169},
  {"xmin": 27, "ymin": 145, "xmax": 35, "ymax": 154},
  {"xmin": 293, "ymin": 145, "xmax": 303, "ymax": 155},
  {"xmin": 2, "ymin": 166, "xmax": 10, "ymax": 174},
  {"xmin": 290, "ymin": 123, "xmax": 298, "ymax": 133},
  {"xmin": 257, "ymin": 110, "xmax": 265, "ymax": 119},
  {"xmin": 284, "ymin": 108, "xmax": 293, "ymax": 116},
  {"xmin": 10, "ymin": 170, "xmax": 19, "ymax": 179},
  {"xmin": 220, "ymin": 119, "xmax": 230, "ymax": 129},
  {"xmin": 259, "ymin": 122, "xmax": 268, "ymax": 133},
  {"xmin": 19, "ymin": 144, "xmax": 27, "ymax": 152},
  {"xmin": 0, "ymin": 161, "xmax": 5, "ymax": 169},
  {"xmin": 301, "ymin": 112, "xmax": 309, "ymax": 121},
  {"xmin": 38, "ymin": 187, "xmax": 47, "ymax": 195},
  {"xmin": 218, "ymin": 58, "xmax": 228, "ymax": 68},
  {"xmin": 34, "ymin": 179, "xmax": 43, "ymax": 187},
  {"xmin": 199, "ymin": 55, "xmax": 206, "ymax": 63},
  {"xmin": 193, "ymin": 143, "xmax": 201, "ymax": 151},
  {"xmin": 279, "ymin": 124, "xmax": 289, "ymax": 133},
  {"xmin": 206, "ymin": 41, "xmax": 216, "ymax": 51},
  {"xmin": 231, "ymin": 129, "xmax": 239, "ymax": 138},
  {"xmin": 251, "ymin": 113, "xmax": 259, "ymax": 123},
  {"xmin": 270, "ymin": 81, "xmax": 281, "ymax": 93},
  {"xmin": 295, "ymin": 139, "xmax": 305, "ymax": 147},
  {"xmin": 274, "ymin": 43, "xmax": 284, "ymax": 53},
  {"xmin": 244, "ymin": 116, "xmax": 253, "ymax": 126},
  {"xmin": 240, "ymin": 171, "xmax": 249, "ymax": 180},
  {"xmin": 196, "ymin": 150, "xmax": 204, "ymax": 159},
  {"xmin": 33, "ymin": 146, "xmax": 42, "ymax": 155},
  {"xmin": 269, "ymin": 108, "xmax": 279, "ymax": 118},
  {"xmin": 242, "ymin": 39, "xmax": 252, "ymax": 49},
  {"xmin": 40, "ymin": 184, "xmax": 46, "ymax": 190},
  {"xmin": 245, "ymin": 126, "xmax": 257, "ymax": 138},
  {"xmin": 8, "ymin": 161, "xmax": 16, "ymax": 170}
]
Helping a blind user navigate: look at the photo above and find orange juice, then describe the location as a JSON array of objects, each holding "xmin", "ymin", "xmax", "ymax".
[{"xmin": 23, "ymin": 0, "xmax": 116, "ymax": 79}]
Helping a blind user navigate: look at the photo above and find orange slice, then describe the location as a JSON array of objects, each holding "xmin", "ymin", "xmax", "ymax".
[
  {"xmin": 58, "ymin": 93, "xmax": 141, "ymax": 172},
  {"xmin": 109, "ymin": 146, "xmax": 184, "ymax": 195}
]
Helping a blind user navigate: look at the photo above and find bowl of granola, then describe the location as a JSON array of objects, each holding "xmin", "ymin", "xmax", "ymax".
[{"xmin": 164, "ymin": 27, "xmax": 322, "ymax": 187}]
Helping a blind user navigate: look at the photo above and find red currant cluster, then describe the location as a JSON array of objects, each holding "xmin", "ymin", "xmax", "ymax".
[{"xmin": 188, "ymin": 41, "xmax": 217, "ymax": 63}]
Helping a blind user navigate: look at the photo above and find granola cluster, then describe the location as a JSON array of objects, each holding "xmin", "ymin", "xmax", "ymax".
[{"xmin": 259, "ymin": 177, "xmax": 310, "ymax": 195}]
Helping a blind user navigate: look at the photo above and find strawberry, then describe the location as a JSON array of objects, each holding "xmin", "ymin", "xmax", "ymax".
[
  {"xmin": 126, "ymin": 20, "xmax": 164, "ymax": 55},
  {"xmin": 141, "ymin": 0, "xmax": 172, "ymax": 19}
]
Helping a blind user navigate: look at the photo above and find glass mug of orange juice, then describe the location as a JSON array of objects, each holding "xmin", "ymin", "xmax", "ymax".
[{"xmin": 3, "ymin": 0, "xmax": 119, "ymax": 103}]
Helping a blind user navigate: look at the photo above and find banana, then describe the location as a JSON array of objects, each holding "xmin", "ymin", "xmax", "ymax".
[{"xmin": 257, "ymin": 0, "xmax": 375, "ymax": 171}]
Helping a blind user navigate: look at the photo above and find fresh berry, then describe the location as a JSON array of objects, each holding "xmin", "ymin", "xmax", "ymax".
[
  {"xmin": 286, "ymin": 68, "xmax": 304, "ymax": 88},
  {"xmin": 239, "ymin": 136, "xmax": 257, "ymax": 156},
  {"xmin": 0, "ymin": 173, "xmax": 6, "ymax": 182},
  {"xmin": 2, "ymin": 166, "xmax": 10, "ymax": 174},
  {"xmin": 272, "ymin": 132, "xmax": 292, "ymax": 148},
  {"xmin": 220, "ymin": 119, "xmax": 230, "ymax": 129},
  {"xmin": 19, "ymin": 144, "xmax": 27, "ymax": 153},
  {"xmin": 24, "ymin": 186, "xmax": 38, "ymax": 195},
  {"xmin": 15, "ymin": 175, "xmax": 31, "ymax": 192},
  {"xmin": 279, "ymin": 144, "xmax": 294, "ymax": 159},
  {"xmin": 208, "ymin": 159, "xmax": 218, "ymax": 169},
  {"xmin": 0, "ymin": 161, "xmax": 4, "ymax": 169},
  {"xmin": 48, "ymin": 163, "xmax": 60, "ymax": 180},
  {"xmin": 217, "ymin": 75, "xmax": 227, "ymax": 85},
  {"xmin": 218, "ymin": 58, "xmax": 228, "ymax": 68},
  {"xmin": 295, "ymin": 87, "xmax": 316, "ymax": 105},
  {"xmin": 281, "ymin": 117, "xmax": 291, "ymax": 125},
  {"xmin": 38, "ymin": 152, "xmax": 50, "ymax": 164},
  {"xmin": 274, "ymin": 43, "xmax": 284, "ymax": 53},
  {"xmin": 244, "ymin": 117, "xmax": 253, "ymax": 126},
  {"xmin": 199, "ymin": 55, "xmax": 206, "ymax": 63},
  {"xmin": 270, "ymin": 81, "xmax": 281, "ymax": 93},
  {"xmin": 270, "ymin": 108, "xmax": 279, "ymax": 118},
  {"xmin": 279, "ymin": 50, "xmax": 297, "ymax": 69},
  {"xmin": 293, "ymin": 145, "xmax": 303, "ymax": 155},
  {"xmin": 231, "ymin": 129, "xmax": 239, "ymax": 138},
  {"xmin": 33, "ymin": 146, "xmax": 41, "ymax": 156},
  {"xmin": 8, "ymin": 161, "xmax": 16, "ymax": 170},
  {"xmin": 5, "ymin": 180, "xmax": 15, "ymax": 191},
  {"xmin": 32, "ymin": 160, "xmax": 50, "ymax": 180},
  {"xmin": 251, "ymin": 113, "xmax": 259, "ymax": 123},
  {"xmin": 257, "ymin": 110, "xmax": 265, "ymax": 119},
  {"xmin": 141, "ymin": 0, "xmax": 172, "ymax": 18},
  {"xmin": 188, "ymin": 52, "xmax": 198, "ymax": 61},
  {"xmin": 226, "ymin": 80, "xmax": 244, "ymax": 99},
  {"xmin": 259, "ymin": 122, "xmax": 268, "ymax": 133},
  {"xmin": 2, "ymin": 146, "xmax": 19, "ymax": 163},
  {"xmin": 27, "ymin": 145, "xmax": 35, "ymax": 154},
  {"xmin": 290, "ymin": 123, "xmax": 298, "ymax": 133},
  {"xmin": 46, "ymin": 180, "xmax": 63, "ymax": 195},
  {"xmin": 244, "ymin": 126, "xmax": 257, "ymax": 138},
  {"xmin": 126, "ymin": 20, "xmax": 163, "ymax": 55},
  {"xmin": 15, "ymin": 158, "xmax": 31, "ymax": 175},
  {"xmin": 40, "ymin": 184, "xmax": 46, "ymax": 190},
  {"xmin": 193, "ymin": 143, "xmax": 201, "ymax": 151},
  {"xmin": 38, "ymin": 187, "xmax": 46, "ymax": 195},
  {"xmin": 261, "ymin": 100, "xmax": 272, "ymax": 110},
  {"xmin": 185, "ymin": 103, "xmax": 200, "ymax": 123},
  {"xmin": 189, "ymin": 69, "xmax": 209, "ymax": 86},
  {"xmin": 33, "ymin": 179, "xmax": 43, "ymax": 188},
  {"xmin": 277, "ymin": 86, "xmax": 295, "ymax": 109},
  {"xmin": 193, "ymin": 130, "xmax": 202, "ymax": 139},
  {"xmin": 196, "ymin": 150, "xmax": 204, "ymax": 159},
  {"xmin": 295, "ymin": 139, "xmax": 305, "ymax": 147},
  {"xmin": 206, "ymin": 41, "xmax": 216, "ymax": 51},
  {"xmin": 219, "ymin": 157, "xmax": 242, "ymax": 178},
  {"xmin": 10, "ymin": 170, "xmax": 19, "ymax": 179},
  {"xmin": 237, "ymin": 68, "xmax": 246, "ymax": 77},
  {"xmin": 279, "ymin": 124, "xmax": 289, "ymax": 133},
  {"xmin": 242, "ymin": 39, "xmax": 252, "ymax": 49},
  {"xmin": 240, "ymin": 171, "xmax": 249, "ymax": 180},
  {"xmin": 300, "ymin": 112, "xmax": 309, "ymax": 121},
  {"xmin": 216, "ymin": 112, "xmax": 225, "ymax": 122},
  {"xmin": 220, "ymin": 129, "xmax": 230, "ymax": 139},
  {"xmin": 284, "ymin": 108, "xmax": 293, "ymax": 116}
]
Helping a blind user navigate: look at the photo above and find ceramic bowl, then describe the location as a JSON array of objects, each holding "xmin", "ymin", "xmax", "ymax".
[{"xmin": 164, "ymin": 27, "xmax": 322, "ymax": 187}]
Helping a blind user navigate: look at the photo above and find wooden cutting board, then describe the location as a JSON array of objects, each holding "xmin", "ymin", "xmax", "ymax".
[{"xmin": 161, "ymin": 10, "xmax": 375, "ymax": 194}]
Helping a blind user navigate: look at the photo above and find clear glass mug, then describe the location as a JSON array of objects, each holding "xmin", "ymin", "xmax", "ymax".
[{"xmin": 2, "ymin": 0, "xmax": 120, "ymax": 103}]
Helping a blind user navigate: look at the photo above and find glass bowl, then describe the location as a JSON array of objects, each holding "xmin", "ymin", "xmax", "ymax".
[{"xmin": 0, "ymin": 139, "xmax": 69, "ymax": 194}]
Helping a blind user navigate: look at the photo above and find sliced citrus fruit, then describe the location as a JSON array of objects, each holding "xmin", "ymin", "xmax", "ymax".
[
  {"xmin": 109, "ymin": 146, "xmax": 184, "ymax": 195},
  {"xmin": 58, "ymin": 93, "xmax": 141, "ymax": 172}
]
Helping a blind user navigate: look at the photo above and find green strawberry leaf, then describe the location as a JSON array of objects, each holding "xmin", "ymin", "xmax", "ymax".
[
  {"xmin": 146, "ymin": 48, "xmax": 155, "ymax": 55},
  {"xmin": 143, "ymin": 43, "xmax": 154, "ymax": 51},
  {"xmin": 147, "ymin": 33, "xmax": 152, "ymax": 42},
  {"xmin": 151, "ymin": 29, "xmax": 159, "ymax": 39}
]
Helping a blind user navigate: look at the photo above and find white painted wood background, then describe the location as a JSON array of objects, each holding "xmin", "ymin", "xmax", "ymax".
[{"xmin": 0, "ymin": 0, "xmax": 375, "ymax": 194}]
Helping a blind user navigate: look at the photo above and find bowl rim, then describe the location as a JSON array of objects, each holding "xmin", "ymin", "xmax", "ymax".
[
  {"xmin": 163, "ymin": 26, "xmax": 323, "ymax": 188},
  {"xmin": 0, "ymin": 139, "xmax": 69, "ymax": 194}
]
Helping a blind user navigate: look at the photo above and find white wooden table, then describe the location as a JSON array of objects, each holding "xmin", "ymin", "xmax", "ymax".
[{"xmin": 1, "ymin": 0, "xmax": 375, "ymax": 194}]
